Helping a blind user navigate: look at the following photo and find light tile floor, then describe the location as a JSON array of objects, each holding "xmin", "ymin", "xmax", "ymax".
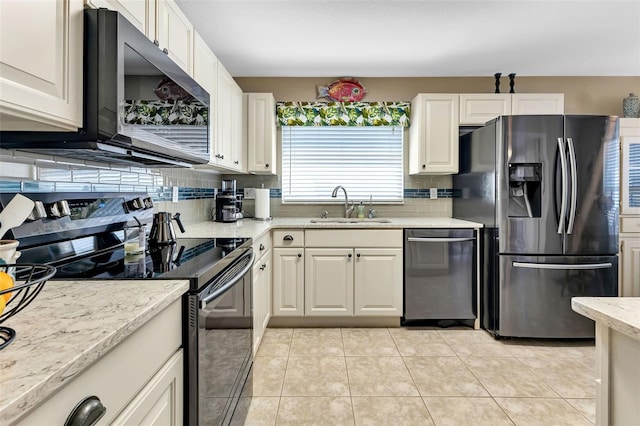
[{"xmin": 236, "ymin": 327, "xmax": 596, "ymax": 426}]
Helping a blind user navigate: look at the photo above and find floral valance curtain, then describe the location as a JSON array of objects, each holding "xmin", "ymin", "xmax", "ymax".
[{"xmin": 276, "ymin": 101, "xmax": 410, "ymax": 127}]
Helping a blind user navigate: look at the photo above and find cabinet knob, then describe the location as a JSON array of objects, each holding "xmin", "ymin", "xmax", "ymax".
[
  {"xmin": 259, "ymin": 243, "xmax": 265, "ymax": 251},
  {"xmin": 265, "ymin": 163, "xmax": 269, "ymax": 168},
  {"xmin": 234, "ymin": 160, "xmax": 239, "ymax": 165},
  {"xmin": 357, "ymin": 253, "xmax": 361, "ymax": 258},
  {"xmin": 260, "ymin": 263, "xmax": 266, "ymax": 271},
  {"xmin": 297, "ymin": 253, "xmax": 302, "ymax": 258},
  {"xmin": 220, "ymin": 154, "xmax": 224, "ymax": 159},
  {"xmin": 422, "ymin": 164, "xmax": 426, "ymax": 169},
  {"xmin": 162, "ymin": 48, "xmax": 169, "ymax": 54},
  {"xmin": 283, "ymin": 235, "xmax": 294, "ymax": 241},
  {"xmin": 64, "ymin": 396, "xmax": 106, "ymax": 426},
  {"xmin": 348, "ymin": 253, "xmax": 352, "ymax": 258},
  {"xmin": 154, "ymin": 39, "xmax": 159, "ymax": 46}
]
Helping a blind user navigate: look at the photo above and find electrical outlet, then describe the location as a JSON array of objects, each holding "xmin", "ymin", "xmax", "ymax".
[
  {"xmin": 430, "ymin": 188, "xmax": 438, "ymax": 199},
  {"xmin": 244, "ymin": 188, "xmax": 256, "ymax": 200},
  {"xmin": 172, "ymin": 186, "xmax": 179, "ymax": 203}
]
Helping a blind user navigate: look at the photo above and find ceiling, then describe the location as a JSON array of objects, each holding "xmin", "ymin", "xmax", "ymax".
[{"xmin": 175, "ymin": 0, "xmax": 640, "ymax": 78}]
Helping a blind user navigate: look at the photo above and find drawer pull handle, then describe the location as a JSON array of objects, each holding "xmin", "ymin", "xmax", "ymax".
[
  {"xmin": 259, "ymin": 243, "xmax": 265, "ymax": 251},
  {"xmin": 283, "ymin": 235, "xmax": 294, "ymax": 241},
  {"xmin": 64, "ymin": 396, "xmax": 106, "ymax": 426},
  {"xmin": 260, "ymin": 263, "xmax": 266, "ymax": 271}
]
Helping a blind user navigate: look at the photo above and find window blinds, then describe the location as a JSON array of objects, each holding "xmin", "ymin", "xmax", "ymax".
[{"xmin": 281, "ymin": 126, "xmax": 404, "ymax": 203}]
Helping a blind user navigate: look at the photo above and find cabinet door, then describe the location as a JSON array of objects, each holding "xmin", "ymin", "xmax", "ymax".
[
  {"xmin": 192, "ymin": 31, "xmax": 217, "ymax": 165},
  {"xmin": 252, "ymin": 260, "xmax": 265, "ymax": 353},
  {"xmin": 459, "ymin": 94, "xmax": 511, "ymax": 125},
  {"xmin": 111, "ymin": 350, "xmax": 184, "ymax": 426},
  {"xmin": 305, "ymin": 248, "xmax": 354, "ymax": 316},
  {"xmin": 247, "ymin": 93, "xmax": 277, "ymax": 175},
  {"xmin": 273, "ymin": 248, "xmax": 304, "ymax": 316},
  {"xmin": 86, "ymin": 0, "xmax": 155, "ymax": 38},
  {"xmin": 354, "ymin": 248, "xmax": 403, "ymax": 316},
  {"xmin": 409, "ymin": 94, "xmax": 459, "ymax": 174},
  {"xmin": 511, "ymin": 93, "xmax": 564, "ymax": 115},
  {"xmin": 621, "ymin": 136, "xmax": 640, "ymax": 215},
  {"xmin": 621, "ymin": 238, "xmax": 640, "ymax": 297},
  {"xmin": 156, "ymin": 0, "xmax": 193, "ymax": 75},
  {"xmin": 231, "ymin": 82, "xmax": 245, "ymax": 171},
  {"xmin": 215, "ymin": 63, "xmax": 236, "ymax": 169},
  {"xmin": 0, "ymin": 0, "xmax": 83, "ymax": 131}
]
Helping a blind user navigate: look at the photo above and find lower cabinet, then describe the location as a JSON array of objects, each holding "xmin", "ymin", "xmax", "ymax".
[
  {"xmin": 620, "ymin": 237, "xmax": 640, "ymax": 297},
  {"xmin": 305, "ymin": 248, "xmax": 354, "ymax": 316},
  {"xmin": 272, "ymin": 247, "xmax": 305, "ymax": 316},
  {"xmin": 353, "ymin": 248, "xmax": 403, "ymax": 316},
  {"xmin": 18, "ymin": 300, "xmax": 183, "ymax": 425},
  {"xmin": 252, "ymin": 250, "xmax": 271, "ymax": 354}
]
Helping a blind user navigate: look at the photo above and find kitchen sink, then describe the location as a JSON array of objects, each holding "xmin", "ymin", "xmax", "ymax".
[{"xmin": 309, "ymin": 218, "xmax": 391, "ymax": 223}]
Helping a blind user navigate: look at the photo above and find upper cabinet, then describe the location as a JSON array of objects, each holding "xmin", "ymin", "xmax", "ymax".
[
  {"xmin": 246, "ymin": 93, "xmax": 277, "ymax": 175},
  {"xmin": 213, "ymin": 63, "xmax": 244, "ymax": 172},
  {"xmin": 621, "ymin": 118, "xmax": 640, "ymax": 216},
  {"xmin": 192, "ymin": 31, "xmax": 218, "ymax": 164},
  {"xmin": 155, "ymin": 0, "xmax": 193, "ymax": 75},
  {"xmin": 459, "ymin": 93, "xmax": 564, "ymax": 125},
  {"xmin": 0, "ymin": 0, "xmax": 84, "ymax": 131},
  {"xmin": 409, "ymin": 94, "xmax": 459, "ymax": 175},
  {"xmin": 86, "ymin": 0, "xmax": 156, "ymax": 38}
]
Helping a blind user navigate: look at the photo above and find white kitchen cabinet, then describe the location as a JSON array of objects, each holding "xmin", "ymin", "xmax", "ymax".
[
  {"xmin": 409, "ymin": 94, "xmax": 459, "ymax": 174},
  {"xmin": 192, "ymin": 30, "xmax": 217, "ymax": 166},
  {"xmin": 252, "ymin": 232, "xmax": 272, "ymax": 354},
  {"xmin": 459, "ymin": 93, "xmax": 565, "ymax": 125},
  {"xmin": 85, "ymin": 0, "xmax": 155, "ymax": 38},
  {"xmin": 231, "ymin": 82, "xmax": 246, "ymax": 171},
  {"xmin": 272, "ymin": 247, "xmax": 305, "ymax": 316},
  {"xmin": 304, "ymin": 230, "xmax": 403, "ymax": 317},
  {"xmin": 155, "ymin": 0, "xmax": 193, "ymax": 75},
  {"xmin": 305, "ymin": 248, "xmax": 354, "ymax": 316},
  {"xmin": 0, "ymin": 0, "xmax": 83, "ymax": 131},
  {"xmin": 246, "ymin": 93, "xmax": 277, "ymax": 175},
  {"xmin": 619, "ymin": 118, "xmax": 640, "ymax": 297},
  {"xmin": 459, "ymin": 94, "xmax": 511, "ymax": 126},
  {"xmin": 354, "ymin": 248, "xmax": 403, "ymax": 316},
  {"xmin": 213, "ymin": 63, "xmax": 244, "ymax": 171},
  {"xmin": 111, "ymin": 350, "xmax": 183, "ymax": 426},
  {"xmin": 511, "ymin": 93, "xmax": 564, "ymax": 115},
  {"xmin": 18, "ymin": 300, "xmax": 183, "ymax": 425}
]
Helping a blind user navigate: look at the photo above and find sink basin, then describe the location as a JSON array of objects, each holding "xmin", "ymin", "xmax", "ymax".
[{"xmin": 309, "ymin": 218, "xmax": 391, "ymax": 223}]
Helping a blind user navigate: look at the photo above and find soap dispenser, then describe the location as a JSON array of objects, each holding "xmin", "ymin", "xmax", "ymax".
[{"xmin": 357, "ymin": 201, "xmax": 365, "ymax": 219}]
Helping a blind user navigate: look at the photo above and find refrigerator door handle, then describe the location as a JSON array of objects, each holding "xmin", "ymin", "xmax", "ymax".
[
  {"xmin": 557, "ymin": 137, "xmax": 569, "ymax": 234},
  {"xmin": 407, "ymin": 237, "xmax": 476, "ymax": 243},
  {"xmin": 512, "ymin": 261, "xmax": 612, "ymax": 270},
  {"xmin": 566, "ymin": 137, "xmax": 578, "ymax": 234}
]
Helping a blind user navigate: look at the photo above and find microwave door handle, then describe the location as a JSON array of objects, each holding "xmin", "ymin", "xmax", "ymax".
[
  {"xmin": 200, "ymin": 252, "xmax": 255, "ymax": 309},
  {"xmin": 407, "ymin": 237, "xmax": 476, "ymax": 243},
  {"xmin": 566, "ymin": 137, "xmax": 578, "ymax": 234},
  {"xmin": 557, "ymin": 137, "xmax": 568, "ymax": 234},
  {"xmin": 513, "ymin": 262, "xmax": 612, "ymax": 270}
]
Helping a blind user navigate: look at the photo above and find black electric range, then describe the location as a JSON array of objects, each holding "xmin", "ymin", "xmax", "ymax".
[{"xmin": 0, "ymin": 192, "xmax": 251, "ymax": 292}]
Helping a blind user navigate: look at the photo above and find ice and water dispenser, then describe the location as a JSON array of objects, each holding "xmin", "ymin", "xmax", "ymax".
[{"xmin": 508, "ymin": 163, "xmax": 541, "ymax": 218}]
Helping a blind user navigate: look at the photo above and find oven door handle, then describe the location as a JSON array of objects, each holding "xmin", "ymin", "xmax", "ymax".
[
  {"xmin": 201, "ymin": 252, "xmax": 255, "ymax": 309},
  {"xmin": 407, "ymin": 237, "xmax": 475, "ymax": 243}
]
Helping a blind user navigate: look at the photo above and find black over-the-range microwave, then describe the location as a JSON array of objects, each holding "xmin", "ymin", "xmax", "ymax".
[{"xmin": 1, "ymin": 8, "xmax": 210, "ymax": 168}]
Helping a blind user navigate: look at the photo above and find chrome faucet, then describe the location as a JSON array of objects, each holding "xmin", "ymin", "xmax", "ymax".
[{"xmin": 331, "ymin": 185, "xmax": 355, "ymax": 218}]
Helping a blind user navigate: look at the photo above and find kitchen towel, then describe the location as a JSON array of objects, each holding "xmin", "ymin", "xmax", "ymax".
[{"xmin": 255, "ymin": 189, "xmax": 271, "ymax": 220}]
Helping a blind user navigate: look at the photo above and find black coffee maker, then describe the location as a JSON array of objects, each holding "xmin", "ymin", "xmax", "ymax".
[{"xmin": 215, "ymin": 179, "xmax": 237, "ymax": 222}]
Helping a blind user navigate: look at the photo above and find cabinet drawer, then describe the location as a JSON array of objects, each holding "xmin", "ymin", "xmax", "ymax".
[
  {"xmin": 305, "ymin": 230, "xmax": 402, "ymax": 247},
  {"xmin": 18, "ymin": 300, "xmax": 182, "ymax": 425},
  {"xmin": 273, "ymin": 230, "xmax": 305, "ymax": 247},
  {"xmin": 621, "ymin": 217, "xmax": 640, "ymax": 234},
  {"xmin": 253, "ymin": 231, "xmax": 272, "ymax": 261}
]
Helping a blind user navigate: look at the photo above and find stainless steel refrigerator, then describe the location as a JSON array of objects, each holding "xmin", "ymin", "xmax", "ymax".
[{"xmin": 453, "ymin": 115, "xmax": 619, "ymax": 338}]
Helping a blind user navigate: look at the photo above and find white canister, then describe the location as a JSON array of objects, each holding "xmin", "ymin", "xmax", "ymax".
[
  {"xmin": 0, "ymin": 240, "xmax": 20, "ymax": 265},
  {"xmin": 254, "ymin": 189, "xmax": 271, "ymax": 220}
]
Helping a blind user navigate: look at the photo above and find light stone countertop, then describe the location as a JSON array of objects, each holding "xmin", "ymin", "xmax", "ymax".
[
  {"xmin": 572, "ymin": 297, "xmax": 640, "ymax": 341},
  {"xmin": 182, "ymin": 217, "xmax": 484, "ymax": 240},
  {"xmin": 0, "ymin": 279, "xmax": 189, "ymax": 425}
]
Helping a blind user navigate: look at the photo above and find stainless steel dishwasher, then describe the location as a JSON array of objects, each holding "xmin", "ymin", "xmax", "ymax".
[{"xmin": 403, "ymin": 229, "xmax": 477, "ymax": 323}]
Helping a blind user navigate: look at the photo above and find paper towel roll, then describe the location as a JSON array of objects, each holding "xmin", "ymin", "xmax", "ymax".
[{"xmin": 255, "ymin": 189, "xmax": 271, "ymax": 220}]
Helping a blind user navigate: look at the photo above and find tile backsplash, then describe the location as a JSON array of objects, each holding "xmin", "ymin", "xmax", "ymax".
[{"xmin": 0, "ymin": 152, "xmax": 453, "ymax": 224}]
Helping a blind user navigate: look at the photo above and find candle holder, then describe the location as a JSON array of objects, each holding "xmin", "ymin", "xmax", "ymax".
[
  {"xmin": 494, "ymin": 73, "xmax": 502, "ymax": 93},
  {"xmin": 508, "ymin": 73, "xmax": 516, "ymax": 93}
]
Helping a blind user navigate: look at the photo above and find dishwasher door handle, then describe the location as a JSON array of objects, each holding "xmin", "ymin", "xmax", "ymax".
[{"xmin": 407, "ymin": 237, "xmax": 475, "ymax": 243}]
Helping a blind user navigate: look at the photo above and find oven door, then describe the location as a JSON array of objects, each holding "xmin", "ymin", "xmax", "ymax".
[{"xmin": 186, "ymin": 251, "xmax": 254, "ymax": 426}]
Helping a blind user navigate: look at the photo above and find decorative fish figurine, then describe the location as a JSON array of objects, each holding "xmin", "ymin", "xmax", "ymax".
[
  {"xmin": 316, "ymin": 78, "xmax": 367, "ymax": 102},
  {"xmin": 153, "ymin": 77, "xmax": 194, "ymax": 101}
]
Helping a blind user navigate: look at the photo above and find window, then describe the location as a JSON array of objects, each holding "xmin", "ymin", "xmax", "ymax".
[{"xmin": 281, "ymin": 126, "xmax": 403, "ymax": 203}]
